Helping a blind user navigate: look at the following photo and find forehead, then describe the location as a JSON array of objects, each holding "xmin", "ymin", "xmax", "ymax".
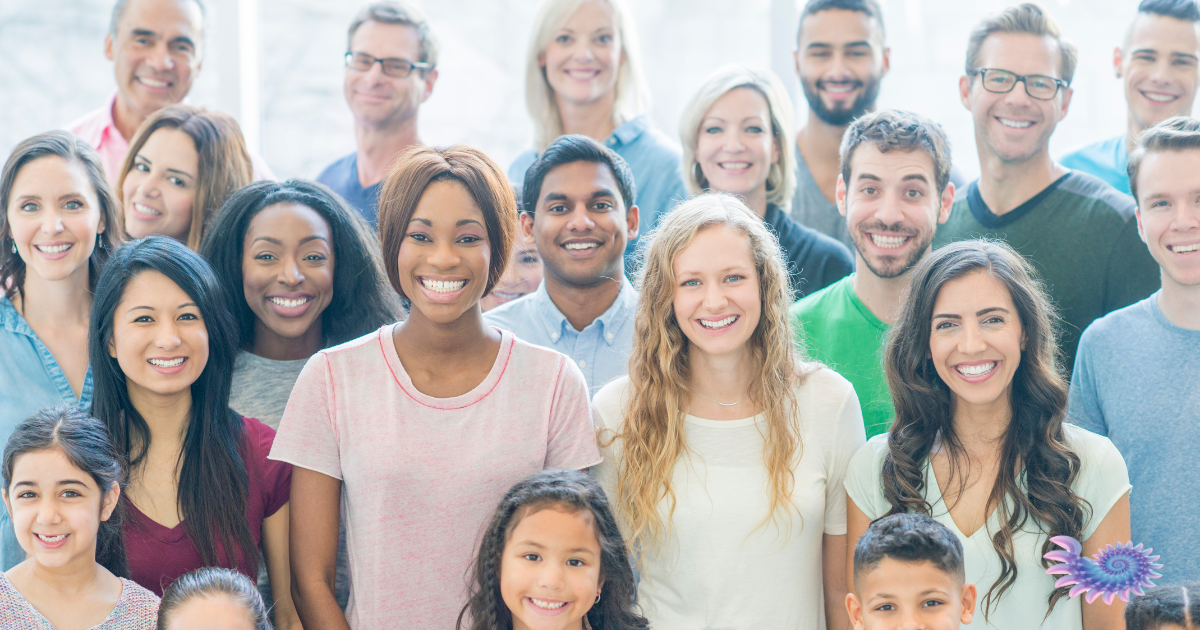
[
  {"xmin": 975, "ymin": 32, "xmax": 1062, "ymax": 78},
  {"xmin": 247, "ymin": 202, "xmax": 331, "ymax": 236},
  {"xmin": 541, "ymin": 160, "xmax": 621, "ymax": 198},
  {"xmin": 706, "ymin": 86, "xmax": 771, "ymax": 119},
  {"xmin": 412, "ymin": 178, "xmax": 484, "ymax": 222},
  {"xmin": 140, "ymin": 127, "xmax": 199, "ymax": 166},
  {"xmin": 118, "ymin": 0, "xmax": 203, "ymax": 38},
  {"xmin": 849, "ymin": 144, "xmax": 937, "ymax": 181},
  {"xmin": 10, "ymin": 156, "xmax": 95, "ymax": 201},
  {"xmin": 1136, "ymin": 148, "xmax": 1200, "ymax": 199},
  {"xmin": 510, "ymin": 506, "xmax": 598, "ymax": 544},
  {"xmin": 350, "ymin": 20, "xmax": 422, "ymax": 59},
  {"xmin": 860, "ymin": 557, "xmax": 960, "ymax": 593},
  {"xmin": 562, "ymin": 0, "xmax": 617, "ymax": 32},
  {"xmin": 673, "ymin": 224, "xmax": 755, "ymax": 273},
  {"xmin": 798, "ymin": 8, "xmax": 881, "ymax": 47},
  {"xmin": 1127, "ymin": 12, "xmax": 1200, "ymax": 53},
  {"xmin": 120, "ymin": 269, "xmax": 190, "ymax": 304},
  {"xmin": 933, "ymin": 270, "xmax": 1014, "ymax": 310},
  {"xmin": 10, "ymin": 448, "xmax": 95, "ymax": 487}
]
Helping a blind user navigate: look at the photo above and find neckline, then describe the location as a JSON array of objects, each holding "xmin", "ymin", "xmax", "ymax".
[
  {"xmin": 966, "ymin": 172, "xmax": 1071, "ymax": 229},
  {"xmin": 1, "ymin": 570, "xmax": 130, "ymax": 629},
  {"xmin": 922, "ymin": 456, "xmax": 1002, "ymax": 540},
  {"xmin": 125, "ymin": 500, "xmax": 187, "ymax": 540},
  {"xmin": 683, "ymin": 412, "xmax": 764, "ymax": 429},
  {"xmin": 842, "ymin": 275, "xmax": 888, "ymax": 331},
  {"xmin": 381, "ymin": 323, "xmax": 514, "ymax": 410}
]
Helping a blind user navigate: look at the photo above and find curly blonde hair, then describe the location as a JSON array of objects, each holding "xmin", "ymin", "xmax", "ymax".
[{"xmin": 609, "ymin": 193, "xmax": 813, "ymax": 554}]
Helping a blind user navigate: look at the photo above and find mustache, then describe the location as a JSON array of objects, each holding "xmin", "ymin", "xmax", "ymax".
[
  {"xmin": 816, "ymin": 78, "xmax": 865, "ymax": 90},
  {"xmin": 858, "ymin": 221, "xmax": 920, "ymax": 237}
]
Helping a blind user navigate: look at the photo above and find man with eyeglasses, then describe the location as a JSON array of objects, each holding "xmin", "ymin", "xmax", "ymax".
[
  {"xmin": 316, "ymin": 1, "xmax": 439, "ymax": 224},
  {"xmin": 933, "ymin": 2, "xmax": 1159, "ymax": 372}
]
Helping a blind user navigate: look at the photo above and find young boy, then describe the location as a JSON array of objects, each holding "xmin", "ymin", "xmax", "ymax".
[{"xmin": 847, "ymin": 513, "xmax": 977, "ymax": 630}]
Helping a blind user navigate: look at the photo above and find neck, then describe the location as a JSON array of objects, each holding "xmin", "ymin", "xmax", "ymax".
[
  {"xmin": 111, "ymin": 93, "xmax": 147, "ymax": 143},
  {"xmin": 355, "ymin": 115, "xmax": 422, "ymax": 189},
  {"xmin": 557, "ymin": 94, "xmax": 617, "ymax": 142},
  {"xmin": 24, "ymin": 554, "xmax": 106, "ymax": 597},
  {"xmin": 1158, "ymin": 276, "xmax": 1200, "ymax": 330},
  {"xmin": 850, "ymin": 261, "xmax": 915, "ymax": 326},
  {"xmin": 687, "ymin": 345, "xmax": 755, "ymax": 403},
  {"xmin": 542, "ymin": 269, "xmax": 624, "ymax": 332},
  {"xmin": 975, "ymin": 147, "xmax": 1066, "ymax": 216},
  {"xmin": 251, "ymin": 320, "xmax": 323, "ymax": 361},
  {"xmin": 744, "ymin": 187, "xmax": 769, "ymax": 218},
  {"xmin": 796, "ymin": 113, "xmax": 848, "ymax": 161},
  {"xmin": 16, "ymin": 269, "xmax": 93, "ymax": 327},
  {"xmin": 949, "ymin": 394, "xmax": 1011, "ymax": 454},
  {"xmin": 129, "ymin": 386, "xmax": 193, "ymax": 448},
  {"xmin": 395, "ymin": 302, "xmax": 495, "ymax": 357}
]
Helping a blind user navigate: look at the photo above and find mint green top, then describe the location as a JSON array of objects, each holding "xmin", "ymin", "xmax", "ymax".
[{"xmin": 790, "ymin": 275, "xmax": 893, "ymax": 438}]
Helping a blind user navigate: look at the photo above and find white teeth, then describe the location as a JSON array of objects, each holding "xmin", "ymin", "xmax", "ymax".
[
  {"xmin": 149, "ymin": 357, "xmax": 185, "ymax": 368},
  {"xmin": 563, "ymin": 242, "xmax": 599, "ymax": 250},
  {"xmin": 955, "ymin": 362, "xmax": 996, "ymax": 377},
  {"xmin": 36, "ymin": 533, "xmax": 66, "ymax": 542},
  {"xmin": 138, "ymin": 76, "xmax": 168, "ymax": 87},
  {"xmin": 1170, "ymin": 243, "xmax": 1200, "ymax": 253},
  {"xmin": 492, "ymin": 291, "xmax": 524, "ymax": 299},
  {"xmin": 1143, "ymin": 92, "xmax": 1177, "ymax": 103},
  {"xmin": 870, "ymin": 234, "xmax": 909, "ymax": 249},
  {"xmin": 420, "ymin": 278, "xmax": 466, "ymax": 293},
  {"xmin": 530, "ymin": 598, "xmax": 568, "ymax": 610},
  {"xmin": 824, "ymin": 84, "xmax": 855, "ymax": 93},
  {"xmin": 719, "ymin": 162, "xmax": 752, "ymax": 169},
  {"xmin": 699, "ymin": 315, "xmax": 737, "ymax": 329},
  {"xmin": 35, "ymin": 243, "xmax": 71, "ymax": 254},
  {"xmin": 997, "ymin": 118, "xmax": 1033, "ymax": 129},
  {"xmin": 270, "ymin": 296, "xmax": 310, "ymax": 308},
  {"xmin": 133, "ymin": 202, "xmax": 162, "ymax": 217}
]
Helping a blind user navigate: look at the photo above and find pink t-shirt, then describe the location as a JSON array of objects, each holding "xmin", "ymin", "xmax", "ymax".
[{"xmin": 269, "ymin": 325, "xmax": 601, "ymax": 629}]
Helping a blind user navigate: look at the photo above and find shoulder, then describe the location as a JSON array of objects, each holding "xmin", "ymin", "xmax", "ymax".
[
  {"xmin": 795, "ymin": 365, "xmax": 857, "ymax": 407},
  {"xmin": 634, "ymin": 125, "xmax": 683, "ymax": 158},
  {"xmin": 507, "ymin": 332, "xmax": 569, "ymax": 370},
  {"xmin": 1056, "ymin": 171, "xmax": 1137, "ymax": 221},
  {"xmin": 848, "ymin": 433, "xmax": 891, "ymax": 474},
  {"xmin": 1079, "ymin": 296, "xmax": 1155, "ymax": 348},
  {"xmin": 63, "ymin": 105, "xmax": 108, "ymax": 141},
  {"xmin": 1060, "ymin": 136, "xmax": 1121, "ymax": 165},
  {"xmin": 1063, "ymin": 422, "xmax": 1124, "ymax": 470},
  {"xmin": 116, "ymin": 577, "xmax": 162, "ymax": 614},
  {"xmin": 592, "ymin": 376, "xmax": 633, "ymax": 431},
  {"xmin": 321, "ymin": 325, "xmax": 390, "ymax": 360},
  {"xmin": 315, "ymin": 152, "xmax": 356, "ymax": 183},
  {"xmin": 794, "ymin": 277, "xmax": 846, "ymax": 315},
  {"xmin": 483, "ymin": 292, "xmax": 536, "ymax": 326}
]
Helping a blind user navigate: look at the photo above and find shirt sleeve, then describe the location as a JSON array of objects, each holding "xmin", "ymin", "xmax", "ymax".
[
  {"xmin": 269, "ymin": 352, "xmax": 343, "ymax": 480},
  {"xmin": 1067, "ymin": 328, "xmax": 1107, "ymax": 436},
  {"xmin": 544, "ymin": 356, "xmax": 603, "ymax": 471},
  {"xmin": 824, "ymin": 374, "xmax": 867, "ymax": 535},
  {"xmin": 1073, "ymin": 429, "xmax": 1132, "ymax": 541},
  {"xmin": 1103, "ymin": 216, "xmax": 1160, "ymax": 314},
  {"xmin": 245, "ymin": 417, "xmax": 292, "ymax": 518},
  {"xmin": 844, "ymin": 436, "xmax": 890, "ymax": 521}
]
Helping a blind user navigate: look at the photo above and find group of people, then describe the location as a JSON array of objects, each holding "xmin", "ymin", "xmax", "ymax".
[{"xmin": 0, "ymin": 0, "xmax": 1197, "ymax": 629}]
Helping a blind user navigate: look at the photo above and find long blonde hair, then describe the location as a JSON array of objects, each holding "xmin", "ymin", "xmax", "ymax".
[
  {"xmin": 611, "ymin": 193, "xmax": 810, "ymax": 553},
  {"xmin": 524, "ymin": 0, "xmax": 650, "ymax": 152},
  {"xmin": 679, "ymin": 65, "xmax": 798, "ymax": 210}
]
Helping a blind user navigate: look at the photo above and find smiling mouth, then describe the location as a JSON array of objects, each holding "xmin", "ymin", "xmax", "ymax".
[
  {"xmin": 699, "ymin": 315, "xmax": 738, "ymax": 329},
  {"xmin": 562, "ymin": 241, "xmax": 600, "ymax": 251},
  {"xmin": 869, "ymin": 234, "xmax": 911, "ymax": 249},
  {"xmin": 529, "ymin": 597, "xmax": 569, "ymax": 610},
  {"xmin": 492, "ymin": 290, "xmax": 526, "ymax": 300},
  {"xmin": 1169, "ymin": 242, "xmax": 1200, "ymax": 253},
  {"xmin": 997, "ymin": 117, "xmax": 1033, "ymax": 129},
  {"xmin": 421, "ymin": 278, "xmax": 467, "ymax": 293},
  {"xmin": 270, "ymin": 296, "xmax": 312, "ymax": 308},
  {"xmin": 955, "ymin": 361, "xmax": 996, "ymax": 377},
  {"xmin": 718, "ymin": 161, "xmax": 752, "ymax": 170},
  {"xmin": 131, "ymin": 202, "xmax": 163, "ymax": 218},
  {"xmin": 136, "ymin": 76, "xmax": 170, "ymax": 89},
  {"xmin": 1141, "ymin": 91, "xmax": 1179, "ymax": 103},
  {"xmin": 148, "ymin": 357, "xmax": 185, "ymax": 368},
  {"xmin": 36, "ymin": 533, "xmax": 68, "ymax": 543},
  {"xmin": 35, "ymin": 243, "xmax": 72, "ymax": 254},
  {"xmin": 565, "ymin": 69, "xmax": 601, "ymax": 79}
]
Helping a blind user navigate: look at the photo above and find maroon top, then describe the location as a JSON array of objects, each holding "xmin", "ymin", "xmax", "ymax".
[{"xmin": 124, "ymin": 416, "xmax": 292, "ymax": 595}]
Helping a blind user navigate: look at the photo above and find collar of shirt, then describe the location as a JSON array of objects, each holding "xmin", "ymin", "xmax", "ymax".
[
  {"xmin": 607, "ymin": 115, "xmax": 650, "ymax": 149},
  {"xmin": 530, "ymin": 278, "xmax": 638, "ymax": 345},
  {"xmin": 0, "ymin": 295, "xmax": 34, "ymax": 338}
]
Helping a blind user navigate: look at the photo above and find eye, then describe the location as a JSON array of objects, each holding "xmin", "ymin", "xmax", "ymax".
[
  {"xmin": 254, "ymin": 252, "xmax": 277, "ymax": 261},
  {"xmin": 134, "ymin": 162, "xmax": 150, "ymax": 173},
  {"xmin": 169, "ymin": 176, "xmax": 186, "ymax": 188},
  {"xmin": 861, "ymin": 187, "xmax": 877, "ymax": 195},
  {"xmin": 724, "ymin": 274, "xmax": 744, "ymax": 282},
  {"xmin": 174, "ymin": 43, "xmax": 191, "ymax": 53},
  {"xmin": 905, "ymin": 189, "xmax": 922, "ymax": 198},
  {"xmin": 680, "ymin": 278, "xmax": 700, "ymax": 287},
  {"xmin": 809, "ymin": 50, "xmax": 830, "ymax": 58},
  {"xmin": 63, "ymin": 200, "xmax": 84, "ymax": 210},
  {"xmin": 407, "ymin": 233, "xmax": 431, "ymax": 242},
  {"xmin": 458, "ymin": 235, "xmax": 482, "ymax": 244},
  {"xmin": 19, "ymin": 202, "xmax": 38, "ymax": 213},
  {"xmin": 522, "ymin": 553, "xmax": 541, "ymax": 562},
  {"xmin": 61, "ymin": 489, "xmax": 82, "ymax": 498},
  {"xmin": 596, "ymin": 34, "xmax": 613, "ymax": 45},
  {"xmin": 1174, "ymin": 58, "xmax": 1197, "ymax": 67},
  {"xmin": 592, "ymin": 201, "xmax": 613, "ymax": 211},
  {"xmin": 566, "ymin": 558, "xmax": 585, "ymax": 567},
  {"xmin": 135, "ymin": 37, "xmax": 151, "ymax": 45},
  {"xmin": 546, "ymin": 204, "xmax": 569, "ymax": 214},
  {"xmin": 1134, "ymin": 53, "xmax": 1155, "ymax": 62},
  {"xmin": 876, "ymin": 603, "xmax": 895, "ymax": 612},
  {"xmin": 923, "ymin": 599, "xmax": 945, "ymax": 608},
  {"xmin": 134, "ymin": 315, "xmax": 154, "ymax": 323},
  {"xmin": 555, "ymin": 34, "xmax": 570, "ymax": 44},
  {"xmin": 16, "ymin": 491, "xmax": 36, "ymax": 499},
  {"xmin": 745, "ymin": 125, "xmax": 765, "ymax": 134},
  {"xmin": 304, "ymin": 253, "xmax": 327, "ymax": 261},
  {"xmin": 983, "ymin": 315, "xmax": 1005, "ymax": 325},
  {"xmin": 848, "ymin": 50, "xmax": 868, "ymax": 57},
  {"xmin": 935, "ymin": 320, "xmax": 955, "ymax": 330},
  {"xmin": 704, "ymin": 125, "xmax": 722, "ymax": 134},
  {"xmin": 519, "ymin": 254, "xmax": 539, "ymax": 264}
]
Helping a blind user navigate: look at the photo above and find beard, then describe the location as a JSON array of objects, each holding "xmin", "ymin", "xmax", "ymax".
[
  {"xmin": 801, "ymin": 76, "xmax": 882, "ymax": 127},
  {"xmin": 850, "ymin": 220, "xmax": 935, "ymax": 279}
]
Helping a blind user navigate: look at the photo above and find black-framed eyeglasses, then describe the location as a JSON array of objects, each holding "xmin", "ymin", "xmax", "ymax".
[
  {"xmin": 344, "ymin": 52, "xmax": 433, "ymax": 78},
  {"xmin": 968, "ymin": 68, "xmax": 1066, "ymax": 100}
]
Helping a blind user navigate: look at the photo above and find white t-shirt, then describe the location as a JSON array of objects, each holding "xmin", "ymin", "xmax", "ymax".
[
  {"xmin": 592, "ymin": 367, "xmax": 866, "ymax": 630},
  {"xmin": 269, "ymin": 325, "xmax": 602, "ymax": 629},
  {"xmin": 845, "ymin": 424, "xmax": 1131, "ymax": 629}
]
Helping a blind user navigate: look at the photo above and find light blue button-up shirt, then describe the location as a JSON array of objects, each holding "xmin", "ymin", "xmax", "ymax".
[
  {"xmin": 0, "ymin": 294, "xmax": 93, "ymax": 569},
  {"xmin": 485, "ymin": 280, "xmax": 638, "ymax": 398},
  {"xmin": 508, "ymin": 115, "xmax": 688, "ymax": 264}
]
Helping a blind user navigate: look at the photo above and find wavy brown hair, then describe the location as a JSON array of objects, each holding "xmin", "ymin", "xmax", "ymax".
[
  {"xmin": 607, "ymin": 193, "xmax": 810, "ymax": 554},
  {"xmin": 116, "ymin": 105, "xmax": 253, "ymax": 251},
  {"xmin": 881, "ymin": 239, "xmax": 1087, "ymax": 620}
]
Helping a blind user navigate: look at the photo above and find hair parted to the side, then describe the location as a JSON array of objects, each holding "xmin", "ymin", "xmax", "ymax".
[
  {"xmin": 882, "ymin": 239, "xmax": 1088, "ymax": 622},
  {"xmin": 199, "ymin": 179, "xmax": 403, "ymax": 349},
  {"xmin": 1128, "ymin": 116, "xmax": 1200, "ymax": 203},
  {"xmin": 610, "ymin": 193, "xmax": 809, "ymax": 554},
  {"xmin": 116, "ymin": 105, "xmax": 253, "ymax": 251},
  {"xmin": 157, "ymin": 567, "xmax": 272, "ymax": 630},
  {"xmin": 1125, "ymin": 582, "xmax": 1200, "ymax": 630},
  {"xmin": 2, "ymin": 405, "xmax": 129, "ymax": 578},
  {"xmin": 522, "ymin": 134, "xmax": 636, "ymax": 214},
  {"xmin": 797, "ymin": 0, "xmax": 886, "ymax": 43},
  {"xmin": 965, "ymin": 3, "xmax": 1078, "ymax": 85},
  {"xmin": 852, "ymin": 513, "xmax": 965, "ymax": 589},
  {"xmin": 1138, "ymin": 0, "xmax": 1200, "ymax": 22},
  {"xmin": 839, "ymin": 109, "xmax": 954, "ymax": 195},
  {"xmin": 0, "ymin": 130, "xmax": 124, "ymax": 300},
  {"xmin": 525, "ymin": 0, "xmax": 650, "ymax": 152},
  {"xmin": 457, "ymin": 470, "xmax": 648, "ymax": 630},
  {"xmin": 90, "ymin": 236, "xmax": 258, "ymax": 577},
  {"xmin": 679, "ymin": 64, "xmax": 799, "ymax": 210},
  {"xmin": 347, "ymin": 0, "xmax": 439, "ymax": 70},
  {"xmin": 377, "ymin": 145, "xmax": 518, "ymax": 301}
]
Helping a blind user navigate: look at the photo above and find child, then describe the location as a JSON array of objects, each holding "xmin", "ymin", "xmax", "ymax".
[
  {"xmin": 458, "ymin": 469, "xmax": 648, "ymax": 630},
  {"xmin": 156, "ymin": 567, "xmax": 271, "ymax": 630},
  {"xmin": 846, "ymin": 513, "xmax": 977, "ymax": 630},
  {"xmin": 0, "ymin": 405, "xmax": 159, "ymax": 629},
  {"xmin": 1126, "ymin": 583, "xmax": 1200, "ymax": 630}
]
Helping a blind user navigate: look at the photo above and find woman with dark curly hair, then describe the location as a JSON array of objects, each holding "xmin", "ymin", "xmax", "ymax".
[{"xmin": 844, "ymin": 239, "xmax": 1131, "ymax": 630}]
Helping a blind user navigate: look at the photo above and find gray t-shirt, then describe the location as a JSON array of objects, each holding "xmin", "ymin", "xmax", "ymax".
[
  {"xmin": 229, "ymin": 350, "xmax": 309, "ymax": 430},
  {"xmin": 792, "ymin": 151, "xmax": 850, "ymax": 249},
  {"xmin": 1069, "ymin": 292, "xmax": 1200, "ymax": 585}
]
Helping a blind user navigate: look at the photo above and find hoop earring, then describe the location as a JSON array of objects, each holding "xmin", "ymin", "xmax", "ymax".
[
  {"xmin": 765, "ymin": 163, "xmax": 781, "ymax": 192},
  {"xmin": 9, "ymin": 241, "xmax": 14, "ymax": 254},
  {"xmin": 594, "ymin": 590, "xmax": 602, "ymax": 604}
]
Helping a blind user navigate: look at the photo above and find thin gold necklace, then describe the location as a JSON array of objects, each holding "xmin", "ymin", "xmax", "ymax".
[{"xmin": 692, "ymin": 391, "xmax": 745, "ymax": 407}]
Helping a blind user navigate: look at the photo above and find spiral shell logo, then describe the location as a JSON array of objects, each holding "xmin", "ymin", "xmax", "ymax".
[{"xmin": 1044, "ymin": 536, "xmax": 1164, "ymax": 604}]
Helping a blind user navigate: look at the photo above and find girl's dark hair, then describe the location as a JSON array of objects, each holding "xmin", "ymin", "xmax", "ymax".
[
  {"xmin": 89, "ymin": 236, "xmax": 257, "ymax": 575},
  {"xmin": 2, "ymin": 405, "xmax": 128, "ymax": 577},
  {"xmin": 457, "ymin": 470, "xmax": 648, "ymax": 630},
  {"xmin": 882, "ymin": 239, "xmax": 1087, "ymax": 620},
  {"xmin": 157, "ymin": 567, "xmax": 272, "ymax": 630},
  {"xmin": 199, "ymin": 179, "xmax": 402, "ymax": 350},
  {"xmin": 1126, "ymin": 583, "xmax": 1200, "ymax": 630},
  {"xmin": 0, "ymin": 130, "xmax": 124, "ymax": 299}
]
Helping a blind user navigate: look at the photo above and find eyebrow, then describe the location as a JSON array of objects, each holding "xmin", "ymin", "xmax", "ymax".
[
  {"xmin": 806, "ymin": 40, "xmax": 872, "ymax": 50},
  {"xmin": 252, "ymin": 235, "xmax": 329, "ymax": 246},
  {"xmin": 513, "ymin": 540, "xmax": 597, "ymax": 554},
  {"xmin": 457, "ymin": 218, "xmax": 483, "ymax": 228},
  {"xmin": 12, "ymin": 479, "xmax": 88, "ymax": 488},
  {"xmin": 933, "ymin": 306, "xmax": 1011, "ymax": 319},
  {"xmin": 126, "ymin": 302, "xmax": 199, "ymax": 313}
]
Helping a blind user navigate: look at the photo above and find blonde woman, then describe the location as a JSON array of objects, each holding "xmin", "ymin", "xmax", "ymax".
[
  {"xmin": 680, "ymin": 65, "xmax": 852, "ymax": 299},
  {"xmin": 511, "ymin": 0, "xmax": 685, "ymax": 260},
  {"xmin": 592, "ymin": 193, "xmax": 865, "ymax": 629}
]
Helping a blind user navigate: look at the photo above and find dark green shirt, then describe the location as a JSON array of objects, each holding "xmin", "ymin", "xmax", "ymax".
[{"xmin": 932, "ymin": 172, "xmax": 1159, "ymax": 372}]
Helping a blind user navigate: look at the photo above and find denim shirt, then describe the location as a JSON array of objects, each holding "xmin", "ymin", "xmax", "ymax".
[
  {"xmin": 0, "ymin": 295, "xmax": 93, "ymax": 569},
  {"xmin": 484, "ymin": 279, "xmax": 638, "ymax": 398}
]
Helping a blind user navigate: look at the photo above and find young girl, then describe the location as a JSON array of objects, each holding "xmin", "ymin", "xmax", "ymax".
[
  {"xmin": 0, "ymin": 405, "xmax": 159, "ymax": 629},
  {"xmin": 117, "ymin": 105, "xmax": 254, "ymax": 250},
  {"xmin": 458, "ymin": 469, "xmax": 647, "ymax": 630},
  {"xmin": 1126, "ymin": 584, "xmax": 1200, "ymax": 630},
  {"xmin": 593, "ymin": 193, "xmax": 865, "ymax": 629},
  {"xmin": 845, "ymin": 240, "xmax": 1131, "ymax": 629},
  {"xmin": 156, "ymin": 567, "xmax": 271, "ymax": 630},
  {"xmin": 480, "ymin": 238, "xmax": 543, "ymax": 312},
  {"xmin": 272, "ymin": 145, "xmax": 600, "ymax": 629},
  {"xmin": 88, "ymin": 237, "xmax": 299, "ymax": 630},
  {"xmin": 0, "ymin": 130, "xmax": 124, "ymax": 569}
]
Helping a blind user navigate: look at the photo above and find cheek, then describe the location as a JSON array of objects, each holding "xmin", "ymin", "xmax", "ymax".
[{"xmin": 167, "ymin": 188, "xmax": 196, "ymax": 216}]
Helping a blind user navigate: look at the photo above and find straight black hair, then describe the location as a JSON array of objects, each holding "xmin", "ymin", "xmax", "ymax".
[
  {"xmin": 1127, "ymin": 583, "xmax": 1200, "ymax": 630},
  {"xmin": 199, "ymin": 179, "xmax": 402, "ymax": 350},
  {"xmin": 853, "ymin": 513, "xmax": 965, "ymax": 588},
  {"xmin": 2, "ymin": 405, "xmax": 129, "ymax": 577},
  {"xmin": 458, "ymin": 470, "xmax": 648, "ymax": 630},
  {"xmin": 521, "ymin": 135, "xmax": 637, "ymax": 215},
  {"xmin": 1138, "ymin": 0, "xmax": 1200, "ymax": 21},
  {"xmin": 89, "ymin": 236, "xmax": 257, "ymax": 575},
  {"xmin": 158, "ymin": 567, "xmax": 272, "ymax": 630}
]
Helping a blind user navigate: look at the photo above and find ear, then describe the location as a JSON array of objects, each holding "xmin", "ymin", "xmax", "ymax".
[
  {"xmin": 959, "ymin": 75, "xmax": 973, "ymax": 111},
  {"xmin": 1058, "ymin": 86, "xmax": 1073, "ymax": 121},
  {"xmin": 625, "ymin": 204, "xmax": 640, "ymax": 241},
  {"xmin": 108, "ymin": 335, "xmax": 118, "ymax": 359},
  {"xmin": 2, "ymin": 489, "xmax": 11, "ymax": 522},
  {"xmin": 794, "ymin": 49, "xmax": 802, "ymax": 76},
  {"xmin": 880, "ymin": 46, "xmax": 891, "ymax": 78},
  {"xmin": 100, "ymin": 481, "xmax": 121, "ymax": 522},
  {"xmin": 938, "ymin": 182, "xmax": 955, "ymax": 224},
  {"xmin": 421, "ymin": 68, "xmax": 439, "ymax": 102},
  {"xmin": 845, "ymin": 592, "xmax": 865, "ymax": 629},
  {"xmin": 520, "ymin": 211, "xmax": 536, "ymax": 241},
  {"xmin": 105, "ymin": 33, "xmax": 115, "ymax": 62},
  {"xmin": 538, "ymin": 51, "xmax": 546, "ymax": 70},
  {"xmin": 1113, "ymin": 46, "xmax": 1124, "ymax": 78},
  {"xmin": 835, "ymin": 174, "xmax": 849, "ymax": 218},
  {"xmin": 1135, "ymin": 206, "xmax": 1148, "ymax": 244},
  {"xmin": 960, "ymin": 582, "xmax": 978, "ymax": 624}
]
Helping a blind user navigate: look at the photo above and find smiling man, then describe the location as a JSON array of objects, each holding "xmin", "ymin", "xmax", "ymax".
[
  {"xmin": 485, "ymin": 135, "xmax": 638, "ymax": 397},
  {"xmin": 316, "ymin": 1, "xmax": 438, "ymax": 224},
  {"xmin": 1060, "ymin": 0, "xmax": 1200, "ymax": 195},
  {"xmin": 932, "ymin": 3, "xmax": 1159, "ymax": 373}
]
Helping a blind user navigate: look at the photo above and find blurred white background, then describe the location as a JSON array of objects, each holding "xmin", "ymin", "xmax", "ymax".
[{"xmin": 0, "ymin": 0, "xmax": 1176, "ymax": 182}]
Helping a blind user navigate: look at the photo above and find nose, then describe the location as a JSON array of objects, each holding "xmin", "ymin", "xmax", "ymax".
[
  {"xmin": 36, "ymin": 497, "xmax": 62, "ymax": 526},
  {"xmin": 154, "ymin": 319, "xmax": 183, "ymax": 350},
  {"xmin": 1173, "ymin": 203, "xmax": 1200, "ymax": 231},
  {"xmin": 427, "ymin": 238, "xmax": 461, "ymax": 270},
  {"xmin": 723, "ymin": 130, "xmax": 746, "ymax": 153},
  {"xmin": 565, "ymin": 204, "xmax": 597, "ymax": 232},
  {"xmin": 146, "ymin": 41, "xmax": 176, "ymax": 72},
  {"xmin": 573, "ymin": 39, "xmax": 597, "ymax": 63},
  {"xmin": 701, "ymin": 280, "xmax": 728, "ymax": 311},
  {"xmin": 536, "ymin": 562, "xmax": 566, "ymax": 591},
  {"xmin": 40, "ymin": 210, "xmax": 65, "ymax": 235},
  {"xmin": 280, "ymin": 256, "xmax": 305, "ymax": 286},
  {"xmin": 875, "ymin": 189, "xmax": 906, "ymax": 226},
  {"xmin": 959, "ymin": 322, "xmax": 988, "ymax": 355}
]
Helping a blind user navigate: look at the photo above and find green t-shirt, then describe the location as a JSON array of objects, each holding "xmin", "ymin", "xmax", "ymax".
[
  {"xmin": 933, "ymin": 172, "xmax": 1159, "ymax": 373},
  {"xmin": 790, "ymin": 275, "xmax": 893, "ymax": 438}
]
